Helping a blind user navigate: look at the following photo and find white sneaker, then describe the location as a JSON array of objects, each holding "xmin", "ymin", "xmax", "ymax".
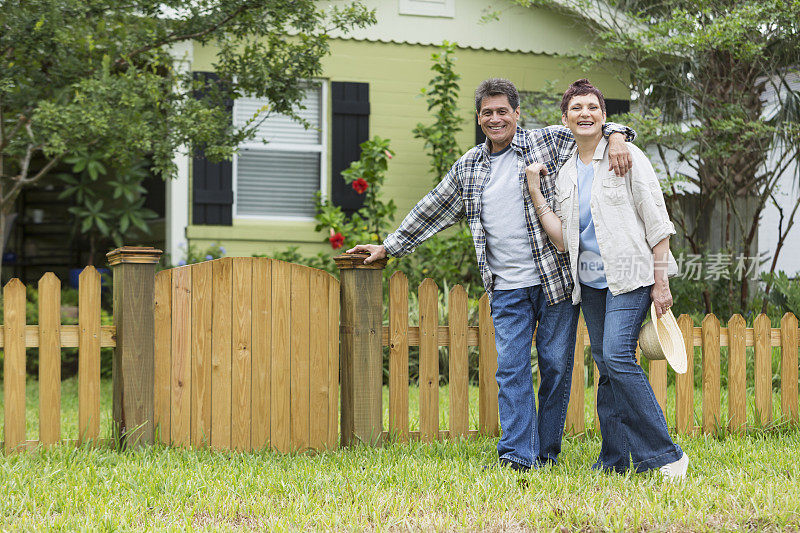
[{"xmin": 659, "ymin": 452, "xmax": 689, "ymax": 481}]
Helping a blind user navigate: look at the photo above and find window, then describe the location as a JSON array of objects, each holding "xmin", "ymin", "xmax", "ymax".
[
  {"xmin": 399, "ymin": 0, "xmax": 454, "ymax": 18},
  {"xmin": 233, "ymin": 82, "xmax": 327, "ymax": 220}
]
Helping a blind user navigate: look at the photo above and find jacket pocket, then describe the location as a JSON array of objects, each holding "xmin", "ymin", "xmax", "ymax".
[
  {"xmin": 554, "ymin": 187, "xmax": 572, "ymax": 221},
  {"xmin": 602, "ymin": 175, "xmax": 626, "ymax": 206}
]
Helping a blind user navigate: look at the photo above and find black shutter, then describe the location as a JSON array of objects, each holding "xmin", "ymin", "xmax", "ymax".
[
  {"xmin": 605, "ymin": 99, "xmax": 631, "ymax": 116},
  {"xmin": 331, "ymin": 82, "xmax": 370, "ymax": 215},
  {"xmin": 192, "ymin": 71, "xmax": 233, "ymax": 225}
]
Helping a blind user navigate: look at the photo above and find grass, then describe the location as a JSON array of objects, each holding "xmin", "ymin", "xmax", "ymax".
[{"xmin": 2, "ymin": 379, "xmax": 800, "ymax": 530}]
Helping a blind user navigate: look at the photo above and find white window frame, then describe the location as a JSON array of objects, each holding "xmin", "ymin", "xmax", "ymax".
[
  {"xmin": 398, "ymin": 0, "xmax": 455, "ymax": 18},
  {"xmin": 232, "ymin": 80, "xmax": 328, "ymax": 222}
]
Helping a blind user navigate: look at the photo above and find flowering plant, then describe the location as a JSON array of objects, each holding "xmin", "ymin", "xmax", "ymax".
[
  {"xmin": 313, "ymin": 136, "xmax": 396, "ymax": 252},
  {"xmin": 328, "ymin": 229, "xmax": 345, "ymax": 249},
  {"xmin": 352, "ymin": 178, "xmax": 369, "ymax": 194}
]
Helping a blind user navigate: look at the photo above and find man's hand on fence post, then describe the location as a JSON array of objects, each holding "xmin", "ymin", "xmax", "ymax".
[{"xmin": 346, "ymin": 244, "xmax": 387, "ymax": 264}]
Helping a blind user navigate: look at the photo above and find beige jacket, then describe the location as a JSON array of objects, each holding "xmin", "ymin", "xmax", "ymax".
[{"xmin": 553, "ymin": 138, "xmax": 678, "ymax": 305}]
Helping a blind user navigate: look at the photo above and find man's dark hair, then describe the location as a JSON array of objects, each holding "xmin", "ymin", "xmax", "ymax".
[
  {"xmin": 560, "ymin": 78, "xmax": 606, "ymax": 115},
  {"xmin": 474, "ymin": 78, "xmax": 520, "ymax": 111}
]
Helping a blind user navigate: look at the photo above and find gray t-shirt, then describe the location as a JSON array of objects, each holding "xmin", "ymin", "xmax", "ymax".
[{"xmin": 479, "ymin": 145, "xmax": 540, "ymax": 290}]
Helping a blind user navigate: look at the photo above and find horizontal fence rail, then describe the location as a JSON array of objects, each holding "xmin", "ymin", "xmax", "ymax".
[
  {"xmin": 1, "ymin": 268, "xmax": 109, "ymax": 453},
  {"xmin": 382, "ymin": 272, "xmax": 800, "ymax": 439}
]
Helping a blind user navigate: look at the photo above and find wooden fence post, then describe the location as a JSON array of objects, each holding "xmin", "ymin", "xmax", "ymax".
[
  {"xmin": 335, "ymin": 253, "xmax": 387, "ymax": 446},
  {"xmin": 107, "ymin": 246, "xmax": 163, "ymax": 447}
]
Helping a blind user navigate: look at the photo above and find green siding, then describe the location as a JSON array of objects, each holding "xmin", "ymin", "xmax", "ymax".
[{"xmin": 189, "ymin": 39, "xmax": 630, "ymax": 255}]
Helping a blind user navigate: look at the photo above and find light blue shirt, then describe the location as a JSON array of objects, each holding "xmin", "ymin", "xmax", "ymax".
[{"xmin": 576, "ymin": 158, "xmax": 608, "ymax": 288}]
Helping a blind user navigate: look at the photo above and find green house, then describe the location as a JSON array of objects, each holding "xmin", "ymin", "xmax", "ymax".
[{"xmin": 166, "ymin": 0, "xmax": 631, "ymax": 264}]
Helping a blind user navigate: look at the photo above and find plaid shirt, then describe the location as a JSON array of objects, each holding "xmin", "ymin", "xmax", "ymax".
[{"xmin": 383, "ymin": 124, "xmax": 635, "ymax": 304}]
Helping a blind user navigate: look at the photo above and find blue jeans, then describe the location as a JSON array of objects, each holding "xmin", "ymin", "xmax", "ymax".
[
  {"xmin": 580, "ymin": 284, "xmax": 683, "ymax": 473},
  {"xmin": 490, "ymin": 286, "xmax": 580, "ymax": 468}
]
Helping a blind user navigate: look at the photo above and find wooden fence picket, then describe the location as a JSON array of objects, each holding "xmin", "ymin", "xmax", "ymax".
[
  {"xmin": 676, "ymin": 314, "xmax": 695, "ymax": 434},
  {"xmin": 649, "ymin": 358, "xmax": 668, "ymax": 418},
  {"xmin": 78, "ymin": 267, "xmax": 101, "ymax": 444},
  {"xmin": 754, "ymin": 314, "xmax": 773, "ymax": 426},
  {"xmin": 565, "ymin": 317, "xmax": 585, "ymax": 436},
  {"xmin": 728, "ymin": 314, "xmax": 747, "ymax": 432},
  {"xmin": 190, "ymin": 261, "xmax": 212, "ymax": 447},
  {"xmin": 702, "ymin": 314, "xmax": 721, "ymax": 433},
  {"xmin": 478, "ymin": 294, "xmax": 499, "ymax": 437},
  {"xmin": 290, "ymin": 264, "xmax": 311, "ymax": 451},
  {"xmin": 309, "ymin": 269, "xmax": 330, "ymax": 450},
  {"xmin": 38, "ymin": 273, "xmax": 61, "ymax": 446},
  {"xmin": 419, "ymin": 278, "xmax": 439, "ymax": 442},
  {"xmin": 251, "ymin": 258, "xmax": 271, "ymax": 450},
  {"xmin": 232, "ymin": 258, "xmax": 253, "ymax": 451},
  {"xmin": 448, "ymin": 284, "xmax": 469, "ymax": 439},
  {"xmin": 170, "ymin": 266, "xmax": 192, "ymax": 447},
  {"xmin": 327, "ymin": 276, "xmax": 340, "ymax": 449},
  {"xmin": 781, "ymin": 312, "xmax": 799, "ymax": 425},
  {"xmin": 389, "ymin": 272, "xmax": 410, "ymax": 442},
  {"xmin": 270, "ymin": 260, "xmax": 291, "ymax": 453},
  {"xmin": 154, "ymin": 269, "xmax": 172, "ymax": 444},
  {"xmin": 211, "ymin": 258, "xmax": 233, "ymax": 450},
  {"xmin": 4, "ymin": 279, "xmax": 26, "ymax": 453}
]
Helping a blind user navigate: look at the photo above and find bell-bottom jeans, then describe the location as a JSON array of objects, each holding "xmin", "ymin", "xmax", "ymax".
[
  {"xmin": 490, "ymin": 286, "xmax": 580, "ymax": 468},
  {"xmin": 580, "ymin": 283, "xmax": 683, "ymax": 472}
]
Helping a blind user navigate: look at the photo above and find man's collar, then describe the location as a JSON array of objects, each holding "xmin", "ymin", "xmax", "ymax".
[{"xmin": 512, "ymin": 126, "xmax": 530, "ymax": 151}]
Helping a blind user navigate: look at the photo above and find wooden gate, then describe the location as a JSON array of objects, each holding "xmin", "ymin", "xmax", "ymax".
[{"xmin": 153, "ymin": 257, "xmax": 340, "ymax": 452}]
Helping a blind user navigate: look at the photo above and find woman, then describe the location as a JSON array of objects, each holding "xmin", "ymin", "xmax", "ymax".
[{"xmin": 526, "ymin": 79, "xmax": 688, "ymax": 479}]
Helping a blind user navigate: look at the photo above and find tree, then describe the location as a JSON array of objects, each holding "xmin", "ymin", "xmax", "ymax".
[
  {"xmin": 410, "ymin": 42, "xmax": 481, "ymax": 296},
  {"xmin": 524, "ymin": 0, "xmax": 800, "ymax": 312},
  {"xmin": 413, "ymin": 41, "xmax": 463, "ymax": 187},
  {"xmin": 0, "ymin": 0, "xmax": 375, "ymax": 274}
]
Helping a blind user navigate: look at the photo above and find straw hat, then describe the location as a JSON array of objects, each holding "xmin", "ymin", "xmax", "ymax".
[{"xmin": 639, "ymin": 302, "xmax": 688, "ymax": 374}]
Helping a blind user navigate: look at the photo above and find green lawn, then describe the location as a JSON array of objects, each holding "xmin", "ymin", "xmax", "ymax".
[{"xmin": 1, "ymin": 378, "xmax": 800, "ymax": 530}]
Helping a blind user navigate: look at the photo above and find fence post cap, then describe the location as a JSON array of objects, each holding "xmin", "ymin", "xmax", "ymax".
[
  {"xmin": 107, "ymin": 246, "xmax": 163, "ymax": 266},
  {"xmin": 334, "ymin": 253, "xmax": 388, "ymax": 271}
]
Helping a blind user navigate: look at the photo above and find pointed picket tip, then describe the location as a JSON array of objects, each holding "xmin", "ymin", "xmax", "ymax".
[
  {"xmin": 389, "ymin": 270, "xmax": 407, "ymax": 283},
  {"xmin": 38, "ymin": 271, "xmax": 61, "ymax": 286},
  {"xmin": 419, "ymin": 277, "xmax": 438, "ymax": 291},
  {"xmin": 701, "ymin": 313, "xmax": 720, "ymax": 327},
  {"xmin": 478, "ymin": 292, "xmax": 489, "ymax": 306},
  {"xmin": 781, "ymin": 312, "xmax": 798, "ymax": 327},
  {"xmin": 4, "ymin": 277, "xmax": 24, "ymax": 290},
  {"xmin": 728, "ymin": 314, "xmax": 746, "ymax": 327},
  {"xmin": 754, "ymin": 313, "xmax": 771, "ymax": 328},
  {"xmin": 79, "ymin": 265, "xmax": 100, "ymax": 279},
  {"xmin": 449, "ymin": 284, "xmax": 467, "ymax": 298}
]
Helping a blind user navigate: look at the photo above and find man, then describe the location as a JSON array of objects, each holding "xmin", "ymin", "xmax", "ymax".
[{"xmin": 348, "ymin": 78, "xmax": 634, "ymax": 471}]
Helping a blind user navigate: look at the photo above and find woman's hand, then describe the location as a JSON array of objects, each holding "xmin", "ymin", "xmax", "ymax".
[
  {"xmin": 525, "ymin": 162, "xmax": 547, "ymax": 200},
  {"xmin": 651, "ymin": 279, "xmax": 673, "ymax": 318}
]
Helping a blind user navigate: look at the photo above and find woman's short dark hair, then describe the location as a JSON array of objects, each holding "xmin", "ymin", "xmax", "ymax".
[
  {"xmin": 475, "ymin": 78, "xmax": 520, "ymax": 112},
  {"xmin": 560, "ymin": 79, "xmax": 606, "ymax": 115}
]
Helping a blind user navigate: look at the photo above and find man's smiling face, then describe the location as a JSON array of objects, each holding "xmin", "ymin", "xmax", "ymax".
[{"xmin": 477, "ymin": 94, "xmax": 520, "ymax": 153}]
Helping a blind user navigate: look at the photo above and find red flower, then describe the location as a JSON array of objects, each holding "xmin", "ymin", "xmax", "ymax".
[
  {"xmin": 352, "ymin": 178, "xmax": 369, "ymax": 194},
  {"xmin": 329, "ymin": 231, "xmax": 344, "ymax": 249}
]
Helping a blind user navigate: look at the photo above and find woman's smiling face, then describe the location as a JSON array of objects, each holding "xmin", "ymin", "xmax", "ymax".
[{"xmin": 562, "ymin": 93, "xmax": 606, "ymax": 140}]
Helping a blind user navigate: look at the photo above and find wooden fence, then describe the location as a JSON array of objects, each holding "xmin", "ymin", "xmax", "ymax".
[
  {"xmin": 153, "ymin": 257, "xmax": 340, "ymax": 452},
  {"xmin": 1, "ymin": 267, "xmax": 113, "ymax": 453},
  {"xmin": 381, "ymin": 270, "xmax": 800, "ymax": 440},
  {"xmin": 2, "ymin": 248, "xmax": 799, "ymax": 455}
]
